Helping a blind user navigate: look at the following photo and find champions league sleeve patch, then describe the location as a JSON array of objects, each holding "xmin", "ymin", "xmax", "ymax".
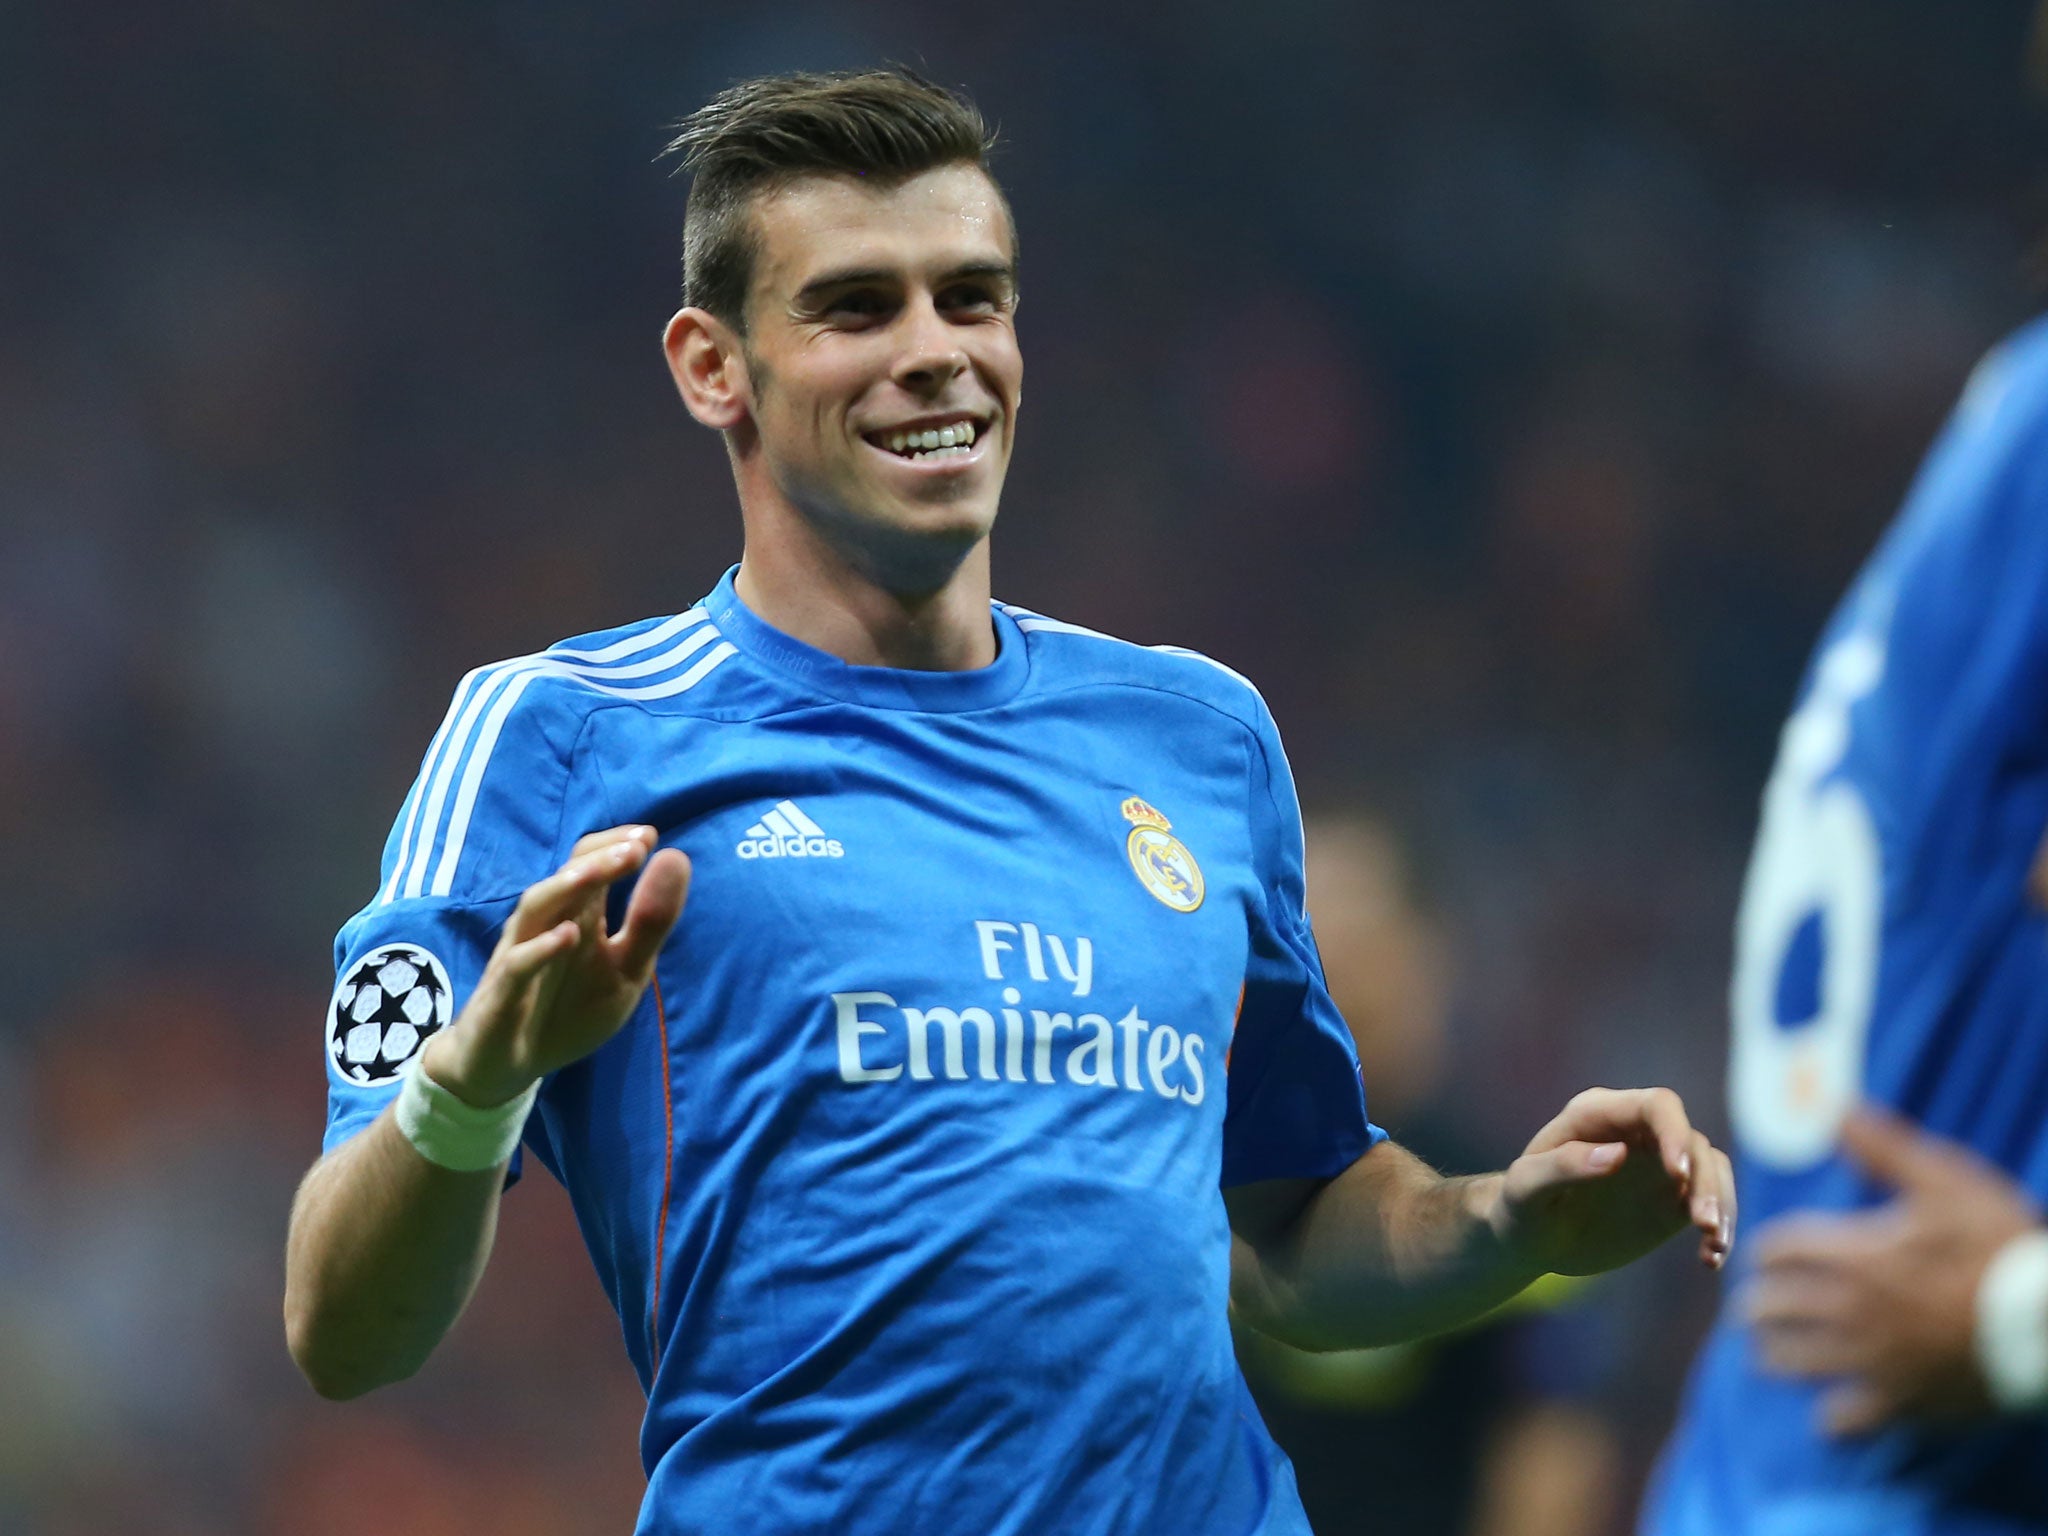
[{"xmin": 327, "ymin": 943, "xmax": 455, "ymax": 1086}]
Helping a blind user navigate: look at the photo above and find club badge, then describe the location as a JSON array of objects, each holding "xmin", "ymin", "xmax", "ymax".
[{"xmin": 1122, "ymin": 796, "xmax": 1204, "ymax": 913}]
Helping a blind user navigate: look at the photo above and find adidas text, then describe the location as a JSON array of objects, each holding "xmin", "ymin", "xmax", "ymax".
[{"xmin": 737, "ymin": 834, "xmax": 845, "ymax": 860}]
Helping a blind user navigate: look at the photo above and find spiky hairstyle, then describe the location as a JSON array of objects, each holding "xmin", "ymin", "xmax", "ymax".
[{"xmin": 663, "ymin": 68, "xmax": 1004, "ymax": 331}]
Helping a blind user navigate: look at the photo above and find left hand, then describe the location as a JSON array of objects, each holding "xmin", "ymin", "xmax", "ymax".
[
  {"xmin": 1746, "ymin": 1106, "xmax": 2039, "ymax": 1436},
  {"xmin": 1497, "ymin": 1086, "xmax": 1735, "ymax": 1277}
]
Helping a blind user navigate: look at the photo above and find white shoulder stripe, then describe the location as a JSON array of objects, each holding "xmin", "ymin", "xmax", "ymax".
[
  {"xmin": 999, "ymin": 603, "xmax": 1263, "ymax": 702},
  {"xmin": 1147, "ymin": 643, "xmax": 1260, "ymax": 695},
  {"xmin": 1015, "ymin": 615, "xmax": 1113, "ymax": 638},
  {"xmin": 423, "ymin": 639, "xmax": 737, "ymax": 898},
  {"xmin": 382, "ymin": 662, "xmax": 507, "ymax": 904},
  {"xmin": 998, "ymin": 602, "xmax": 1105, "ymax": 638},
  {"xmin": 547, "ymin": 608, "xmax": 706, "ymax": 663},
  {"xmin": 382, "ymin": 611, "xmax": 729, "ymax": 904}
]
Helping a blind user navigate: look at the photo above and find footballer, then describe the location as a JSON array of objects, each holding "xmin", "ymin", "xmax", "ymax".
[
  {"xmin": 1644, "ymin": 16, "xmax": 2048, "ymax": 1530},
  {"xmin": 1645, "ymin": 265, "xmax": 2048, "ymax": 1536},
  {"xmin": 285, "ymin": 69, "xmax": 1733, "ymax": 1535}
]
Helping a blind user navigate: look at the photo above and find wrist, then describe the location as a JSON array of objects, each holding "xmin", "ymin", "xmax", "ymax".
[
  {"xmin": 420, "ymin": 1028, "xmax": 536, "ymax": 1111},
  {"xmin": 1469, "ymin": 1172, "xmax": 1544, "ymax": 1284},
  {"xmin": 1975, "ymin": 1229, "xmax": 2048, "ymax": 1412},
  {"xmin": 395, "ymin": 1052, "xmax": 539, "ymax": 1173}
]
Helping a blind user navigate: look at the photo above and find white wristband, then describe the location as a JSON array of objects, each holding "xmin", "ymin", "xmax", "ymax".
[
  {"xmin": 394, "ymin": 1054, "xmax": 538, "ymax": 1173},
  {"xmin": 1974, "ymin": 1229, "xmax": 2048, "ymax": 1412}
]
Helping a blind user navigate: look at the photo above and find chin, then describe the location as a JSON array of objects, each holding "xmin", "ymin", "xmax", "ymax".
[{"xmin": 830, "ymin": 498, "xmax": 998, "ymax": 595}]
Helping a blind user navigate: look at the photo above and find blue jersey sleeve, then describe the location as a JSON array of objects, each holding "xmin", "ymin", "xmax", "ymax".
[
  {"xmin": 1220, "ymin": 694, "xmax": 1385, "ymax": 1187},
  {"xmin": 322, "ymin": 662, "xmax": 595, "ymax": 1157}
]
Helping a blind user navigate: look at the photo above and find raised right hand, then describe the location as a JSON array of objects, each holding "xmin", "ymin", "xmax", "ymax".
[{"xmin": 419, "ymin": 824, "xmax": 690, "ymax": 1107}]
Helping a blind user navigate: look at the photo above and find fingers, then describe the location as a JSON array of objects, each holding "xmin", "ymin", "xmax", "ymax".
[
  {"xmin": 1546, "ymin": 1087, "xmax": 1697, "ymax": 1189},
  {"xmin": 1634, "ymin": 1086, "xmax": 1698, "ymax": 1192},
  {"xmin": 1515, "ymin": 1138, "xmax": 1632, "ymax": 1196},
  {"xmin": 571, "ymin": 824, "xmax": 657, "ymax": 861},
  {"xmin": 1753, "ymin": 1210, "xmax": 1891, "ymax": 1273},
  {"xmin": 499, "ymin": 918, "xmax": 581, "ymax": 979},
  {"xmin": 1745, "ymin": 1266, "xmax": 1858, "ymax": 1340},
  {"xmin": 1746, "ymin": 1216, "xmax": 1876, "ymax": 1382},
  {"xmin": 1754, "ymin": 1318, "xmax": 1857, "ymax": 1378},
  {"xmin": 1839, "ymin": 1105, "xmax": 2006, "ymax": 1199},
  {"xmin": 1836, "ymin": 1106, "xmax": 1939, "ymax": 1194},
  {"xmin": 608, "ymin": 847, "xmax": 691, "ymax": 983},
  {"xmin": 506, "ymin": 826, "xmax": 656, "ymax": 943},
  {"xmin": 1690, "ymin": 1133, "xmax": 1736, "ymax": 1268},
  {"xmin": 1747, "ymin": 1263, "xmax": 1872, "ymax": 1390},
  {"xmin": 1821, "ymin": 1381, "xmax": 1899, "ymax": 1439}
]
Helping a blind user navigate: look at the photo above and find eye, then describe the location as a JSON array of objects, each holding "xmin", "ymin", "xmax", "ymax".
[
  {"xmin": 827, "ymin": 289, "xmax": 895, "ymax": 322},
  {"xmin": 940, "ymin": 283, "xmax": 1002, "ymax": 314}
]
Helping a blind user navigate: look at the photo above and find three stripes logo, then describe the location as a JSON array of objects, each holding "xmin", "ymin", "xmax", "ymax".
[{"xmin": 737, "ymin": 800, "xmax": 845, "ymax": 861}]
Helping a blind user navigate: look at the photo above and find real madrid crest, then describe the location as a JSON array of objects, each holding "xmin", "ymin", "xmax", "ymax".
[{"xmin": 1122, "ymin": 796, "xmax": 1204, "ymax": 913}]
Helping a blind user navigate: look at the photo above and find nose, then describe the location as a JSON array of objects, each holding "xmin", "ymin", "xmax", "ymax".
[{"xmin": 894, "ymin": 293, "xmax": 968, "ymax": 395}]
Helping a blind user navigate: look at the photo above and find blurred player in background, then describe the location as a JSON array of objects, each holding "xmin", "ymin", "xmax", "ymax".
[
  {"xmin": 282, "ymin": 69, "xmax": 1734, "ymax": 1536},
  {"xmin": 1242, "ymin": 815, "xmax": 1626, "ymax": 1536},
  {"xmin": 1645, "ymin": 27, "xmax": 2048, "ymax": 1509}
]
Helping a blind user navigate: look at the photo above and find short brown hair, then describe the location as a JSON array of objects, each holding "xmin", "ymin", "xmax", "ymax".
[{"xmin": 662, "ymin": 68, "xmax": 1005, "ymax": 332}]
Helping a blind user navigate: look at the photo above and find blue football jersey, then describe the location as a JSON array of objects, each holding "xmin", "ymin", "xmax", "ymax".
[
  {"xmin": 324, "ymin": 568, "xmax": 1383, "ymax": 1536},
  {"xmin": 1647, "ymin": 317, "xmax": 2048, "ymax": 1535}
]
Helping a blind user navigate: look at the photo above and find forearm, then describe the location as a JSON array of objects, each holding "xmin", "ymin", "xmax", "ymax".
[
  {"xmin": 1230, "ymin": 1141, "xmax": 1540, "ymax": 1351},
  {"xmin": 283, "ymin": 1104, "xmax": 506, "ymax": 1398}
]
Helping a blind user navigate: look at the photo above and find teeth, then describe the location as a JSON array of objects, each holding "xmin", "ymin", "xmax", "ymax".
[{"xmin": 879, "ymin": 421, "xmax": 978, "ymax": 457}]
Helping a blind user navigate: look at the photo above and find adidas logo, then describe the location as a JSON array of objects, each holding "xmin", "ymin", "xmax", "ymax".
[{"xmin": 736, "ymin": 800, "xmax": 845, "ymax": 860}]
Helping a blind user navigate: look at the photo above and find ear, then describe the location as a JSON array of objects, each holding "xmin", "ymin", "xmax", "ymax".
[{"xmin": 663, "ymin": 307, "xmax": 751, "ymax": 430}]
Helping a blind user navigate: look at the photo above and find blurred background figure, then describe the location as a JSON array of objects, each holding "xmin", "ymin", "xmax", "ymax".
[
  {"xmin": 1642, "ymin": 16, "xmax": 2048, "ymax": 1533},
  {"xmin": 1238, "ymin": 815, "xmax": 1625, "ymax": 1536},
  {"xmin": 4, "ymin": 1, "xmax": 2045, "ymax": 1531}
]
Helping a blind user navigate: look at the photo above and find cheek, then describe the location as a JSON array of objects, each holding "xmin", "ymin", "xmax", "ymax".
[{"xmin": 979, "ymin": 335, "xmax": 1024, "ymax": 404}]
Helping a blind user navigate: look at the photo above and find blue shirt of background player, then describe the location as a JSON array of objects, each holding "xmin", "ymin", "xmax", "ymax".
[{"xmin": 1647, "ymin": 316, "xmax": 2048, "ymax": 1535}]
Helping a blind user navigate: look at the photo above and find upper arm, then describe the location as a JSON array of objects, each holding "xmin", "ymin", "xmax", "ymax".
[
  {"xmin": 323, "ymin": 670, "xmax": 589, "ymax": 1156},
  {"xmin": 1220, "ymin": 696, "xmax": 1385, "ymax": 1187},
  {"xmin": 1224, "ymin": 1176, "xmax": 1324, "ymax": 1254}
]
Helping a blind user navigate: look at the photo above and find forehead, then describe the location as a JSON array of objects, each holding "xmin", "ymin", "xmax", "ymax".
[{"xmin": 747, "ymin": 164, "xmax": 1013, "ymax": 296}]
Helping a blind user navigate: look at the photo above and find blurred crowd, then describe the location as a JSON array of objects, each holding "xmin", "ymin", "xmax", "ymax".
[{"xmin": 3, "ymin": 1, "xmax": 2042, "ymax": 1531}]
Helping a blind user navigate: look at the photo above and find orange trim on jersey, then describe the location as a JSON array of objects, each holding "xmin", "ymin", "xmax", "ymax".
[
  {"xmin": 1226, "ymin": 981, "xmax": 1245, "ymax": 1072},
  {"xmin": 648, "ymin": 973, "xmax": 676, "ymax": 1373}
]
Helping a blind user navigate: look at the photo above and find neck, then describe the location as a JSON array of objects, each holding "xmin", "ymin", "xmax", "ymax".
[{"xmin": 733, "ymin": 516, "xmax": 996, "ymax": 672}]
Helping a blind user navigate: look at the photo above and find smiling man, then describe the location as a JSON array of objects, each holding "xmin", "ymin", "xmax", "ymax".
[{"xmin": 283, "ymin": 70, "xmax": 1733, "ymax": 1536}]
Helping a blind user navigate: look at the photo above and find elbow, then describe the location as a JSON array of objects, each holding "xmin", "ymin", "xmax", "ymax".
[
  {"xmin": 284, "ymin": 1289, "xmax": 413, "ymax": 1401},
  {"xmin": 1232, "ymin": 1297, "xmax": 1350, "ymax": 1355},
  {"xmin": 1229, "ymin": 1265, "xmax": 1331, "ymax": 1354}
]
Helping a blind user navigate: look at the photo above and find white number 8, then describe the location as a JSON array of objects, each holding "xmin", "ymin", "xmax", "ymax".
[{"xmin": 1729, "ymin": 629, "xmax": 1887, "ymax": 1172}]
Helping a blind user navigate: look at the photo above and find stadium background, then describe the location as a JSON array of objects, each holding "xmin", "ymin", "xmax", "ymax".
[{"xmin": 3, "ymin": 2, "xmax": 2043, "ymax": 1532}]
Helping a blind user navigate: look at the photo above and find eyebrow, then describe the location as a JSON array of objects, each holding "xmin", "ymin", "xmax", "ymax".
[{"xmin": 794, "ymin": 260, "xmax": 1017, "ymax": 305}]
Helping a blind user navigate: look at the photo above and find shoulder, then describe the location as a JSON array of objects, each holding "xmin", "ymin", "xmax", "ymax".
[
  {"xmin": 380, "ymin": 607, "xmax": 740, "ymax": 904},
  {"xmin": 999, "ymin": 600, "xmax": 1274, "ymax": 736},
  {"xmin": 1945, "ymin": 315, "xmax": 2048, "ymax": 456},
  {"xmin": 440, "ymin": 606, "xmax": 742, "ymax": 741},
  {"xmin": 1876, "ymin": 315, "xmax": 2048, "ymax": 568}
]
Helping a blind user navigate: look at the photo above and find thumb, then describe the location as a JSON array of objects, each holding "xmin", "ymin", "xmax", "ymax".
[
  {"xmin": 1508, "ymin": 1139, "xmax": 1629, "ymax": 1201},
  {"xmin": 1821, "ymin": 1379, "xmax": 1896, "ymax": 1439},
  {"xmin": 610, "ymin": 847, "xmax": 691, "ymax": 981},
  {"xmin": 1837, "ymin": 1105, "xmax": 1957, "ymax": 1193}
]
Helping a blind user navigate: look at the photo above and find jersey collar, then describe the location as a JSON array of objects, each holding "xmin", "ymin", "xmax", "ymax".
[{"xmin": 703, "ymin": 566, "xmax": 1030, "ymax": 713}]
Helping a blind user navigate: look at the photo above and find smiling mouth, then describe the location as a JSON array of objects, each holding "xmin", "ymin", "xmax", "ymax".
[{"xmin": 863, "ymin": 417, "xmax": 986, "ymax": 463}]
